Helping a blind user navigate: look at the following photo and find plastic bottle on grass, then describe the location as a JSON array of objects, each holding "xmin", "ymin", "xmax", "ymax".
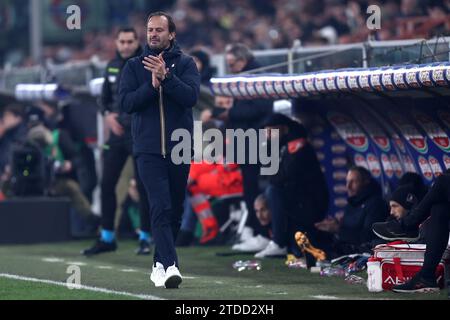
[{"xmin": 367, "ymin": 258, "xmax": 383, "ymax": 292}]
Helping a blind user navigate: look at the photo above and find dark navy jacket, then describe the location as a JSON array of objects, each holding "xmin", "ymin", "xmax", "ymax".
[
  {"xmin": 119, "ymin": 42, "xmax": 200, "ymax": 155},
  {"xmin": 337, "ymin": 179, "xmax": 389, "ymax": 249}
]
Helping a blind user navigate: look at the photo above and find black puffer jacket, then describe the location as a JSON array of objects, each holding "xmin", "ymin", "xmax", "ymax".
[
  {"xmin": 337, "ymin": 179, "xmax": 389, "ymax": 250},
  {"xmin": 269, "ymin": 120, "xmax": 329, "ymax": 225}
]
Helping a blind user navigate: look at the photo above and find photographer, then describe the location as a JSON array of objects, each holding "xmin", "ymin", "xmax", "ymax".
[{"xmin": 26, "ymin": 124, "xmax": 97, "ymax": 220}]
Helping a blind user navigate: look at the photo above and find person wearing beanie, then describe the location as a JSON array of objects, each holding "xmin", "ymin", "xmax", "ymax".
[
  {"xmin": 389, "ymin": 184, "xmax": 419, "ymax": 221},
  {"xmin": 397, "ymin": 172, "xmax": 428, "ymax": 201},
  {"xmin": 373, "ymin": 170, "xmax": 450, "ymax": 293}
]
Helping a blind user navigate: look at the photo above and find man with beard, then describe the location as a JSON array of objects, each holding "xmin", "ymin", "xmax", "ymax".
[{"xmin": 119, "ymin": 12, "xmax": 200, "ymax": 289}]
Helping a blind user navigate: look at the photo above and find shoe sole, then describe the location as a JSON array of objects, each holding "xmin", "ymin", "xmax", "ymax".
[
  {"xmin": 393, "ymin": 287, "xmax": 439, "ymax": 293},
  {"xmin": 372, "ymin": 230, "xmax": 420, "ymax": 242},
  {"xmin": 152, "ymin": 282, "xmax": 165, "ymax": 288},
  {"xmin": 150, "ymin": 275, "xmax": 165, "ymax": 288},
  {"xmin": 165, "ymin": 275, "xmax": 182, "ymax": 289},
  {"xmin": 151, "ymin": 280, "xmax": 165, "ymax": 288}
]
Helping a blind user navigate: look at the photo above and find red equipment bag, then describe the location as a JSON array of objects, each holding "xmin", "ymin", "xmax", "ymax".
[{"xmin": 372, "ymin": 241, "xmax": 450, "ymax": 291}]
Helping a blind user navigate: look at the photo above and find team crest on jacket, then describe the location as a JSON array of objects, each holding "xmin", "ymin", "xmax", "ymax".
[{"xmin": 288, "ymin": 138, "xmax": 306, "ymax": 154}]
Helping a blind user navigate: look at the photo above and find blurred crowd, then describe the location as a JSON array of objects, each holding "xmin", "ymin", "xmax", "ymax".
[
  {"xmin": 0, "ymin": 98, "xmax": 100, "ymax": 236},
  {"xmin": 9, "ymin": 0, "xmax": 450, "ymax": 68}
]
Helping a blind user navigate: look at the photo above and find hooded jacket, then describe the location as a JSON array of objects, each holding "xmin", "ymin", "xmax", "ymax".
[{"xmin": 119, "ymin": 42, "xmax": 201, "ymax": 156}]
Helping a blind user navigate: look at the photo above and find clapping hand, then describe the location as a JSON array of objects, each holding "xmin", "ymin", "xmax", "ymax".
[{"xmin": 142, "ymin": 53, "xmax": 168, "ymax": 89}]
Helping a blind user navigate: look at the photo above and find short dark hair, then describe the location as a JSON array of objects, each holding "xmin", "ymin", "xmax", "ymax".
[
  {"xmin": 146, "ymin": 11, "xmax": 176, "ymax": 33},
  {"xmin": 255, "ymin": 193, "xmax": 268, "ymax": 206},
  {"xmin": 116, "ymin": 27, "xmax": 138, "ymax": 39},
  {"xmin": 225, "ymin": 43, "xmax": 254, "ymax": 62},
  {"xmin": 349, "ymin": 166, "xmax": 372, "ymax": 184}
]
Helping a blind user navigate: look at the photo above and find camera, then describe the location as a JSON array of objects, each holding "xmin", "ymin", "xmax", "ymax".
[{"xmin": 10, "ymin": 142, "xmax": 53, "ymax": 197}]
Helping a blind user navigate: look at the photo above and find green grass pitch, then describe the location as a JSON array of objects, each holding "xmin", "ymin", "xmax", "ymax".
[{"xmin": 0, "ymin": 240, "xmax": 447, "ymax": 300}]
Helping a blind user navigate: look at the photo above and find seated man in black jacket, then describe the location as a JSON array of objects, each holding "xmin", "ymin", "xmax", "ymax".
[
  {"xmin": 315, "ymin": 166, "xmax": 388, "ymax": 258},
  {"xmin": 253, "ymin": 114, "xmax": 329, "ymax": 262}
]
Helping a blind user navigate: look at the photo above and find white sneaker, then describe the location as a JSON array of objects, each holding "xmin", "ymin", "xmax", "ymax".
[
  {"xmin": 239, "ymin": 227, "xmax": 254, "ymax": 243},
  {"xmin": 255, "ymin": 241, "xmax": 287, "ymax": 258},
  {"xmin": 150, "ymin": 262, "xmax": 165, "ymax": 288},
  {"xmin": 232, "ymin": 235, "xmax": 270, "ymax": 253},
  {"xmin": 164, "ymin": 264, "xmax": 182, "ymax": 289}
]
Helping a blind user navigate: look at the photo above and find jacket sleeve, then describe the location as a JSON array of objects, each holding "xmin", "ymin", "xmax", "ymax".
[
  {"xmin": 269, "ymin": 145, "xmax": 311, "ymax": 187},
  {"xmin": 58, "ymin": 130, "xmax": 78, "ymax": 161},
  {"xmin": 229, "ymin": 98, "xmax": 273, "ymax": 122},
  {"xmin": 100, "ymin": 65, "xmax": 113, "ymax": 115},
  {"xmin": 161, "ymin": 57, "xmax": 201, "ymax": 109},
  {"xmin": 360, "ymin": 197, "xmax": 389, "ymax": 244},
  {"xmin": 119, "ymin": 61, "xmax": 159, "ymax": 114}
]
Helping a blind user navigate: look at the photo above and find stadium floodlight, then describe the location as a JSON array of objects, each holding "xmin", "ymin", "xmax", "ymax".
[
  {"xmin": 89, "ymin": 78, "xmax": 105, "ymax": 97},
  {"xmin": 15, "ymin": 83, "xmax": 70, "ymax": 101}
]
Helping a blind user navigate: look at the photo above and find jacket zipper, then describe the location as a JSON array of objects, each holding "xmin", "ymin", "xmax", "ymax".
[{"xmin": 159, "ymin": 86, "xmax": 167, "ymax": 158}]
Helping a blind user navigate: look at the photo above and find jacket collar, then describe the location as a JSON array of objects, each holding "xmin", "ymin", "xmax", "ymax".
[
  {"xmin": 142, "ymin": 41, "xmax": 182, "ymax": 61},
  {"xmin": 348, "ymin": 179, "xmax": 382, "ymax": 207}
]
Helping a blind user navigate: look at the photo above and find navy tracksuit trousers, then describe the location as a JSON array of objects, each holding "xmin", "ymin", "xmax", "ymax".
[{"xmin": 135, "ymin": 153, "xmax": 190, "ymax": 269}]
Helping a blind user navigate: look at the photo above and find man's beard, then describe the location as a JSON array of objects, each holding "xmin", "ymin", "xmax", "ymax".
[
  {"xmin": 148, "ymin": 40, "xmax": 170, "ymax": 54},
  {"xmin": 149, "ymin": 45, "xmax": 164, "ymax": 54}
]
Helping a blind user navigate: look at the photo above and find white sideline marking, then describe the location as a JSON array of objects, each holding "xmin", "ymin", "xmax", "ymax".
[
  {"xmin": 42, "ymin": 258, "xmax": 65, "ymax": 263},
  {"xmin": 96, "ymin": 266, "xmax": 113, "ymax": 270},
  {"xmin": 120, "ymin": 269, "xmax": 138, "ymax": 273},
  {"xmin": 311, "ymin": 295, "xmax": 341, "ymax": 300},
  {"xmin": 0, "ymin": 273, "xmax": 164, "ymax": 300},
  {"xmin": 65, "ymin": 261, "xmax": 87, "ymax": 266},
  {"xmin": 273, "ymin": 292, "xmax": 288, "ymax": 295}
]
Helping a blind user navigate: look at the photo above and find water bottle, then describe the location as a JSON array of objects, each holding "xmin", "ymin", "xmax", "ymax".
[
  {"xmin": 367, "ymin": 258, "xmax": 383, "ymax": 292},
  {"xmin": 232, "ymin": 260, "xmax": 262, "ymax": 272},
  {"xmin": 320, "ymin": 267, "xmax": 346, "ymax": 277}
]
